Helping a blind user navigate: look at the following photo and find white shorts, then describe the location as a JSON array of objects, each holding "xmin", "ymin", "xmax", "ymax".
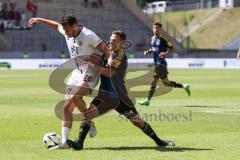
[{"xmin": 66, "ymin": 64, "xmax": 99, "ymax": 92}]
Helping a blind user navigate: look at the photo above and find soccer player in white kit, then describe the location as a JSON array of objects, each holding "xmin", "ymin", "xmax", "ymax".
[{"xmin": 28, "ymin": 15, "xmax": 111, "ymax": 149}]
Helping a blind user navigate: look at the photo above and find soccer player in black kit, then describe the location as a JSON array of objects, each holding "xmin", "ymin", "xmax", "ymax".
[{"xmin": 66, "ymin": 30, "xmax": 175, "ymax": 150}]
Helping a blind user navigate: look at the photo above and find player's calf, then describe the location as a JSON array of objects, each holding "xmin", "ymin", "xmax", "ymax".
[
  {"xmin": 141, "ymin": 121, "xmax": 175, "ymax": 147},
  {"xmin": 129, "ymin": 114, "xmax": 145, "ymax": 128}
]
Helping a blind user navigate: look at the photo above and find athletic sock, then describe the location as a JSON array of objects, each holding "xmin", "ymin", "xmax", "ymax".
[
  {"xmin": 147, "ymin": 86, "xmax": 156, "ymax": 101},
  {"xmin": 141, "ymin": 122, "xmax": 164, "ymax": 145},
  {"xmin": 78, "ymin": 120, "xmax": 91, "ymax": 144},
  {"xmin": 170, "ymin": 81, "xmax": 184, "ymax": 88},
  {"xmin": 62, "ymin": 127, "xmax": 71, "ymax": 144}
]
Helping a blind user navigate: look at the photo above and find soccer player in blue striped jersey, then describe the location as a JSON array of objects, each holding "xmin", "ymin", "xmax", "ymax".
[{"xmin": 138, "ymin": 22, "xmax": 190, "ymax": 106}]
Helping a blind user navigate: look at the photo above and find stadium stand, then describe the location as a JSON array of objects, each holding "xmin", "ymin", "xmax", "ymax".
[
  {"xmin": 0, "ymin": 0, "xmax": 156, "ymax": 58},
  {"xmin": 1, "ymin": 0, "xmax": 238, "ymax": 58}
]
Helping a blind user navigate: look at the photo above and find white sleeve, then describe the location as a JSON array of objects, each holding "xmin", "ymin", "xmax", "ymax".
[
  {"xmin": 86, "ymin": 32, "xmax": 102, "ymax": 48},
  {"xmin": 58, "ymin": 25, "xmax": 65, "ymax": 35}
]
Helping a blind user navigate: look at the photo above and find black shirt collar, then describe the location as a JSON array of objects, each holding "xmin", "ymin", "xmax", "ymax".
[{"xmin": 73, "ymin": 26, "xmax": 83, "ymax": 38}]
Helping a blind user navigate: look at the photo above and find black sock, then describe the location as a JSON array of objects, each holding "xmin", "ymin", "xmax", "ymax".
[
  {"xmin": 147, "ymin": 86, "xmax": 156, "ymax": 101},
  {"xmin": 141, "ymin": 122, "xmax": 164, "ymax": 145},
  {"xmin": 170, "ymin": 81, "xmax": 184, "ymax": 88},
  {"xmin": 78, "ymin": 120, "xmax": 91, "ymax": 144}
]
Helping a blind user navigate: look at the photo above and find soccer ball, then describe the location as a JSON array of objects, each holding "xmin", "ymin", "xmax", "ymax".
[{"xmin": 42, "ymin": 132, "xmax": 61, "ymax": 149}]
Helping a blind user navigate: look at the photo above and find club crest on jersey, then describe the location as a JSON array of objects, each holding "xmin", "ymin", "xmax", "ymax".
[{"xmin": 155, "ymin": 39, "xmax": 161, "ymax": 45}]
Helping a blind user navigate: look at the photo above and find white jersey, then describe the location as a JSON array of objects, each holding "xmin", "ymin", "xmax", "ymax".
[
  {"xmin": 58, "ymin": 25, "xmax": 102, "ymax": 59},
  {"xmin": 58, "ymin": 25, "xmax": 102, "ymax": 90}
]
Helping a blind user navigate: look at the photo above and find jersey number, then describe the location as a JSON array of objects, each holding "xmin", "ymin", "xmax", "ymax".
[{"xmin": 84, "ymin": 75, "xmax": 93, "ymax": 82}]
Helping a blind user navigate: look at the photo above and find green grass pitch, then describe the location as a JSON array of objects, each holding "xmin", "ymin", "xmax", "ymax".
[{"xmin": 0, "ymin": 69, "xmax": 239, "ymax": 160}]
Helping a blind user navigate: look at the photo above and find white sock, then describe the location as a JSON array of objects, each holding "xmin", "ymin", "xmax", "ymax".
[{"xmin": 62, "ymin": 127, "xmax": 71, "ymax": 144}]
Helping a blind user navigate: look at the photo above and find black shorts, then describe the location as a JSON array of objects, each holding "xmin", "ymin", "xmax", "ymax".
[
  {"xmin": 115, "ymin": 100, "xmax": 138, "ymax": 119},
  {"xmin": 153, "ymin": 64, "xmax": 168, "ymax": 79},
  {"xmin": 91, "ymin": 96, "xmax": 138, "ymax": 119}
]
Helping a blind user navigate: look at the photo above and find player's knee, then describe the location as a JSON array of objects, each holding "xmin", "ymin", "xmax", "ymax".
[
  {"xmin": 130, "ymin": 115, "xmax": 144, "ymax": 128},
  {"xmin": 64, "ymin": 93, "xmax": 77, "ymax": 102},
  {"xmin": 151, "ymin": 83, "xmax": 157, "ymax": 87},
  {"xmin": 72, "ymin": 94, "xmax": 83, "ymax": 102},
  {"xmin": 131, "ymin": 119, "xmax": 142, "ymax": 128},
  {"xmin": 65, "ymin": 93, "xmax": 82, "ymax": 103},
  {"xmin": 151, "ymin": 79, "xmax": 158, "ymax": 86}
]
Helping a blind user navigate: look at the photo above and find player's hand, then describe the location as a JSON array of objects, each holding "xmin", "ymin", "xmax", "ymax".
[
  {"xmin": 89, "ymin": 54, "xmax": 101, "ymax": 64},
  {"xmin": 144, "ymin": 51, "xmax": 148, "ymax": 57},
  {"xmin": 144, "ymin": 49, "xmax": 151, "ymax": 57},
  {"xmin": 237, "ymin": 53, "xmax": 240, "ymax": 62},
  {"xmin": 84, "ymin": 60, "xmax": 95, "ymax": 68},
  {"xmin": 159, "ymin": 52, "xmax": 167, "ymax": 58},
  {"xmin": 106, "ymin": 59, "xmax": 120, "ymax": 68},
  {"xmin": 107, "ymin": 54, "xmax": 113, "ymax": 66},
  {"xmin": 28, "ymin": 18, "xmax": 41, "ymax": 27}
]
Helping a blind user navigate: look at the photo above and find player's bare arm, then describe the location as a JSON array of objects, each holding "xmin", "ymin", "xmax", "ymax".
[
  {"xmin": 159, "ymin": 46, "xmax": 174, "ymax": 58},
  {"xmin": 96, "ymin": 42, "xmax": 113, "ymax": 65},
  {"xmin": 97, "ymin": 43, "xmax": 110, "ymax": 57},
  {"xmin": 237, "ymin": 47, "xmax": 240, "ymax": 61},
  {"xmin": 144, "ymin": 49, "xmax": 152, "ymax": 56},
  {"xmin": 28, "ymin": 17, "xmax": 61, "ymax": 30},
  {"xmin": 84, "ymin": 60, "xmax": 116, "ymax": 78}
]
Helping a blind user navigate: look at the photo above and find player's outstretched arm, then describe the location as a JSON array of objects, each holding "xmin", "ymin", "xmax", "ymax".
[
  {"xmin": 28, "ymin": 18, "xmax": 61, "ymax": 31},
  {"xmin": 144, "ymin": 49, "xmax": 152, "ymax": 56}
]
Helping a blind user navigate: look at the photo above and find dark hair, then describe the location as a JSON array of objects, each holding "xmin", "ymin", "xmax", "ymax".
[
  {"xmin": 61, "ymin": 15, "xmax": 77, "ymax": 26},
  {"xmin": 153, "ymin": 22, "xmax": 162, "ymax": 27},
  {"xmin": 112, "ymin": 30, "xmax": 126, "ymax": 40}
]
